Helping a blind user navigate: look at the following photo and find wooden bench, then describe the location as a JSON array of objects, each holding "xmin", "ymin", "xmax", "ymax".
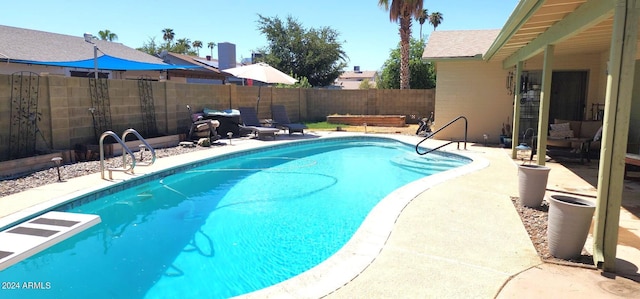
[{"xmin": 625, "ymin": 153, "xmax": 640, "ymax": 179}]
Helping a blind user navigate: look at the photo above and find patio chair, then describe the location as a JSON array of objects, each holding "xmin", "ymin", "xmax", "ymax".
[
  {"xmin": 238, "ymin": 107, "xmax": 279, "ymax": 140},
  {"xmin": 271, "ymin": 104, "xmax": 307, "ymax": 135}
]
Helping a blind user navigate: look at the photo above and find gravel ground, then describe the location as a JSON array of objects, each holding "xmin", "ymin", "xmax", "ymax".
[
  {"xmin": 0, "ymin": 134, "xmax": 594, "ymax": 266},
  {"xmin": 0, "ymin": 144, "xmax": 211, "ymax": 197},
  {"xmin": 511, "ymin": 196, "xmax": 595, "ymax": 267}
]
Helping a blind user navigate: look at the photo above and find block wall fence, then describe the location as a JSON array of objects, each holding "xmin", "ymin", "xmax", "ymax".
[{"xmin": 0, "ymin": 74, "xmax": 434, "ymax": 161}]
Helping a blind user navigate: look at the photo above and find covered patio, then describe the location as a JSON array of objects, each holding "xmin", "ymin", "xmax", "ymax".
[
  {"xmin": 423, "ymin": 0, "xmax": 639, "ymax": 275},
  {"xmin": 488, "ymin": 0, "xmax": 639, "ymax": 272}
]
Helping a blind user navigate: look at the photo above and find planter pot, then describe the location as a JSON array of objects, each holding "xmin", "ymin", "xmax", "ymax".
[
  {"xmin": 547, "ymin": 195, "xmax": 596, "ymax": 259},
  {"xmin": 504, "ymin": 138, "xmax": 512, "ymax": 148},
  {"xmin": 518, "ymin": 164, "xmax": 550, "ymax": 207}
]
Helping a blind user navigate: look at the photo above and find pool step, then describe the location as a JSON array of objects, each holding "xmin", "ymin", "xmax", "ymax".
[
  {"xmin": 0, "ymin": 211, "xmax": 101, "ymax": 271},
  {"xmin": 390, "ymin": 155, "xmax": 462, "ymax": 172}
]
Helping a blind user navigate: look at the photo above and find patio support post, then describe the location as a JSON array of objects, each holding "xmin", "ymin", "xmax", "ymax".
[
  {"xmin": 535, "ymin": 45, "xmax": 554, "ymax": 166},
  {"xmin": 511, "ymin": 61, "xmax": 524, "ymax": 159},
  {"xmin": 594, "ymin": 0, "xmax": 638, "ymax": 272}
]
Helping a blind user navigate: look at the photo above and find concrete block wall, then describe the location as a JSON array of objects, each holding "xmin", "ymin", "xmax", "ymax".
[
  {"xmin": 306, "ymin": 89, "xmax": 435, "ymax": 122},
  {"xmin": 0, "ymin": 74, "xmax": 435, "ymax": 161}
]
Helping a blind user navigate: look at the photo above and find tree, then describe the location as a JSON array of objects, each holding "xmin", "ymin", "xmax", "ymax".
[
  {"xmin": 98, "ymin": 29, "xmax": 118, "ymax": 41},
  {"xmin": 275, "ymin": 74, "xmax": 312, "ymax": 88},
  {"xmin": 416, "ymin": 9, "xmax": 428, "ymax": 40},
  {"xmin": 207, "ymin": 42, "xmax": 217, "ymax": 57},
  {"xmin": 256, "ymin": 14, "xmax": 347, "ymax": 87},
  {"xmin": 378, "ymin": 0, "xmax": 424, "ymax": 90},
  {"xmin": 137, "ymin": 36, "xmax": 161, "ymax": 56},
  {"xmin": 162, "ymin": 28, "xmax": 175, "ymax": 48},
  {"xmin": 174, "ymin": 38, "xmax": 191, "ymax": 54},
  {"xmin": 359, "ymin": 79, "xmax": 376, "ymax": 89},
  {"xmin": 429, "ymin": 12, "xmax": 444, "ymax": 31},
  {"xmin": 378, "ymin": 37, "xmax": 435, "ymax": 89},
  {"xmin": 192, "ymin": 40, "xmax": 203, "ymax": 56}
]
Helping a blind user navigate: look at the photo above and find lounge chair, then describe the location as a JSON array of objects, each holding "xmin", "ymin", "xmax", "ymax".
[
  {"xmin": 238, "ymin": 107, "xmax": 279, "ymax": 140},
  {"xmin": 271, "ymin": 104, "xmax": 307, "ymax": 135}
]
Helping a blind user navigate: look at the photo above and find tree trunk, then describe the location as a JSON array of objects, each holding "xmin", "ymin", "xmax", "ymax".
[{"xmin": 399, "ymin": 15, "xmax": 412, "ymax": 89}]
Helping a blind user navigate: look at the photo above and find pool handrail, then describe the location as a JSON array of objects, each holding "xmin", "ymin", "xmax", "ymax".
[
  {"xmin": 416, "ymin": 116, "xmax": 468, "ymax": 155},
  {"xmin": 99, "ymin": 131, "xmax": 137, "ymax": 179},
  {"xmin": 121, "ymin": 128, "xmax": 156, "ymax": 167}
]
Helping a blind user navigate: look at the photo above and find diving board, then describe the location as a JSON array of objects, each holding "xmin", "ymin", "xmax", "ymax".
[{"xmin": 0, "ymin": 211, "xmax": 101, "ymax": 271}]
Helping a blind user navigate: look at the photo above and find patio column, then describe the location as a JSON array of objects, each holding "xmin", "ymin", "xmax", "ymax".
[
  {"xmin": 535, "ymin": 45, "xmax": 554, "ymax": 166},
  {"xmin": 594, "ymin": 0, "xmax": 638, "ymax": 272},
  {"xmin": 511, "ymin": 62, "xmax": 524, "ymax": 159}
]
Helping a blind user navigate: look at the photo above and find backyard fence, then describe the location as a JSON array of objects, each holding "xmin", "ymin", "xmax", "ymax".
[{"xmin": 0, "ymin": 73, "xmax": 434, "ymax": 161}]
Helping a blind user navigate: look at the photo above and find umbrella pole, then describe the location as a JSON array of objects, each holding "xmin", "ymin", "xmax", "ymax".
[{"xmin": 256, "ymin": 85, "xmax": 262, "ymax": 117}]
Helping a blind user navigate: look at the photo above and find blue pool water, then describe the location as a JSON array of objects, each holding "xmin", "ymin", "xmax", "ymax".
[{"xmin": 0, "ymin": 137, "xmax": 470, "ymax": 298}]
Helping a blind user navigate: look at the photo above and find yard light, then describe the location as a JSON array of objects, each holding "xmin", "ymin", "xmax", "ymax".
[
  {"xmin": 83, "ymin": 33, "xmax": 98, "ymax": 79},
  {"xmin": 51, "ymin": 157, "xmax": 63, "ymax": 182}
]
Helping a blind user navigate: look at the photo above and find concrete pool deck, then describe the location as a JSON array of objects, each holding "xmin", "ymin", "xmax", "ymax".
[{"xmin": 0, "ymin": 131, "xmax": 639, "ymax": 298}]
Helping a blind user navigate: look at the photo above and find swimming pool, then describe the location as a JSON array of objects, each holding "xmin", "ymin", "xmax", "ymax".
[{"xmin": 0, "ymin": 136, "xmax": 471, "ymax": 298}]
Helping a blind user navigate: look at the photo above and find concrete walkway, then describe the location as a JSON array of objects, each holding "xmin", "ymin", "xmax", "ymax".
[{"xmin": 1, "ymin": 131, "xmax": 639, "ymax": 298}]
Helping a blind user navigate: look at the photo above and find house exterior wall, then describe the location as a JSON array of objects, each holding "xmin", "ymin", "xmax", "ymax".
[
  {"xmin": 523, "ymin": 52, "xmax": 607, "ymax": 116},
  {"xmin": 433, "ymin": 51, "xmax": 613, "ymax": 144},
  {"xmin": 433, "ymin": 59, "xmax": 512, "ymax": 143},
  {"xmin": 0, "ymin": 64, "xmax": 66, "ymax": 76}
]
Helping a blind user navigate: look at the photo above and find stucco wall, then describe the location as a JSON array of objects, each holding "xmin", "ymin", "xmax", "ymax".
[
  {"xmin": 523, "ymin": 52, "xmax": 607, "ymax": 113},
  {"xmin": 433, "ymin": 51, "xmax": 618, "ymax": 144},
  {"xmin": 433, "ymin": 60, "xmax": 513, "ymax": 143}
]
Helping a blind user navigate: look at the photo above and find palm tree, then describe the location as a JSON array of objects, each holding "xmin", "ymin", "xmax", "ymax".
[
  {"xmin": 162, "ymin": 28, "xmax": 175, "ymax": 48},
  {"xmin": 378, "ymin": 0, "xmax": 424, "ymax": 89},
  {"xmin": 98, "ymin": 29, "xmax": 118, "ymax": 41},
  {"xmin": 429, "ymin": 12, "xmax": 444, "ymax": 31},
  {"xmin": 175, "ymin": 38, "xmax": 191, "ymax": 54},
  {"xmin": 192, "ymin": 40, "xmax": 203, "ymax": 56},
  {"xmin": 208, "ymin": 42, "xmax": 217, "ymax": 57},
  {"xmin": 416, "ymin": 9, "xmax": 428, "ymax": 40}
]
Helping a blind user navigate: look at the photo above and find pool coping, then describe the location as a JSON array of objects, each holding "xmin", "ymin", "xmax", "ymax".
[
  {"xmin": 236, "ymin": 134, "xmax": 489, "ymax": 298},
  {"xmin": 0, "ymin": 132, "xmax": 487, "ymax": 297}
]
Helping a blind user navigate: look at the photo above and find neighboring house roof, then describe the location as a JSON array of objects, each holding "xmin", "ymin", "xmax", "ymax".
[
  {"xmin": 422, "ymin": 29, "xmax": 501, "ymax": 60},
  {"xmin": 158, "ymin": 52, "xmax": 227, "ymax": 80},
  {"xmin": 339, "ymin": 70, "xmax": 377, "ymax": 80},
  {"xmin": 335, "ymin": 70, "xmax": 377, "ymax": 89},
  {"xmin": 0, "ymin": 25, "xmax": 166, "ymax": 64},
  {"xmin": 160, "ymin": 52, "xmax": 222, "ymax": 74}
]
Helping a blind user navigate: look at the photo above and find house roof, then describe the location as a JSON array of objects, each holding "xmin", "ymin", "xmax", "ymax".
[
  {"xmin": 339, "ymin": 70, "xmax": 377, "ymax": 80},
  {"xmin": 422, "ymin": 29, "xmax": 501, "ymax": 60},
  {"xmin": 0, "ymin": 25, "xmax": 166, "ymax": 64},
  {"xmin": 160, "ymin": 52, "xmax": 222, "ymax": 74}
]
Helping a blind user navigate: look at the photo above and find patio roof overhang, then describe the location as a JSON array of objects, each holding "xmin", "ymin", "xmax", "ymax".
[{"xmin": 485, "ymin": 0, "xmax": 616, "ymax": 68}]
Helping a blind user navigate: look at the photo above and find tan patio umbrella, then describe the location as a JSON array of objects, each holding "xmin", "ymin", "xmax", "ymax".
[{"xmin": 223, "ymin": 62, "xmax": 298, "ymax": 115}]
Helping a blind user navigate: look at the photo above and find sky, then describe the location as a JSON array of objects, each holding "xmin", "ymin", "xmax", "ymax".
[{"xmin": 1, "ymin": 0, "xmax": 519, "ymax": 71}]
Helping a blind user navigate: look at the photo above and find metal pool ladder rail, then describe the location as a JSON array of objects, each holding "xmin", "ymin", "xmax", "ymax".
[
  {"xmin": 416, "ymin": 116, "xmax": 467, "ymax": 155},
  {"xmin": 121, "ymin": 128, "xmax": 156, "ymax": 167},
  {"xmin": 99, "ymin": 129, "xmax": 156, "ymax": 179}
]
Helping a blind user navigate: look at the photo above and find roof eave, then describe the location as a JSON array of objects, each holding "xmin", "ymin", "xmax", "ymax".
[
  {"xmin": 484, "ymin": 0, "xmax": 545, "ymax": 62},
  {"xmin": 422, "ymin": 54, "xmax": 485, "ymax": 63}
]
